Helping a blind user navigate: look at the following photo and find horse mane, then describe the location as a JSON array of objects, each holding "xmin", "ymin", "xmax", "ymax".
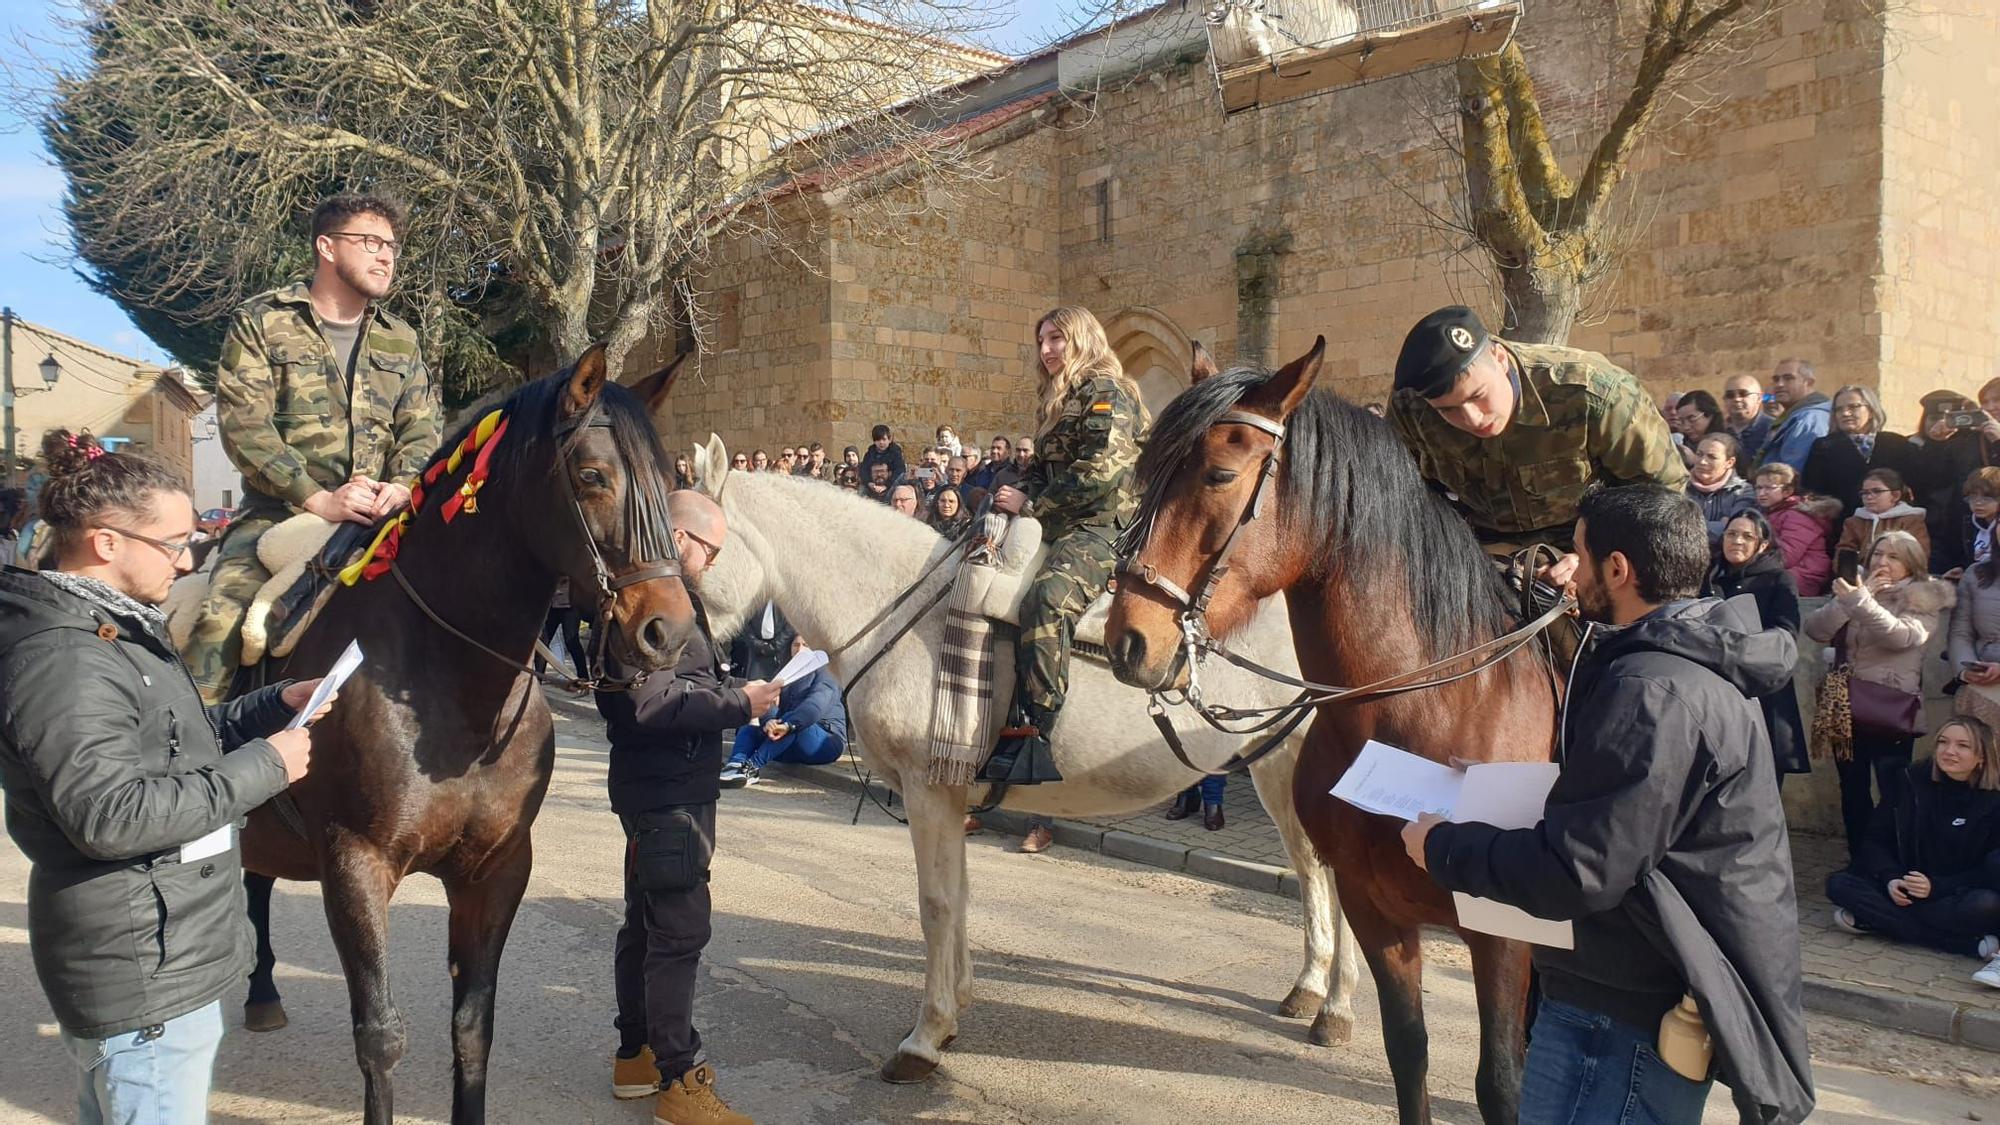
[
  {"xmin": 419, "ymin": 368, "xmax": 679, "ymax": 555},
  {"xmin": 1135, "ymin": 366, "xmax": 1510, "ymax": 656}
]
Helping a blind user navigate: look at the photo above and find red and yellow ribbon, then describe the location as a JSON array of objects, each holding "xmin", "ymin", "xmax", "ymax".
[{"xmin": 338, "ymin": 410, "xmax": 509, "ymax": 586}]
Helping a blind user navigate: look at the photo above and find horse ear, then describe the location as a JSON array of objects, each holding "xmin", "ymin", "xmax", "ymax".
[
  {"xmin": 701, "ymin": 434, "xmax": 729, "ymax": 500},
  {"xmin": 1245, "ymin": 336, "xmax": 1324, "ymax": 421},
  {"xmin": 1190, "ymin": 340, "xmax": 1220, "ymax": 383},
  {"xmin": 563, "ymin": 342, "xmax": 609, "ymax": 418},
  {"xmin": 628, "ymin": 352, "xmax": 688, "ymax": 414}
]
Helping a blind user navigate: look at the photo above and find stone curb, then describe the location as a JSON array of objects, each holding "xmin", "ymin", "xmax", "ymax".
[{"xmin": 778, "ymin": 758, "xmax": 2000, "ymax": 1054}]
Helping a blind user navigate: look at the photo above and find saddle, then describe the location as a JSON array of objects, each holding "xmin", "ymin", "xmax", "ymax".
[
  {"xmin": 950, "ymin": 514, "xmax": 1114, "ymax": 657},
  {"xmin": 163, "ymin": 515, "xmax": 372, "ymax": 665}
]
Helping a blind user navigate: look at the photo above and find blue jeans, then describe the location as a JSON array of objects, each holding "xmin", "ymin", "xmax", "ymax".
[
  {"xmin": 1178, "ymin": 774, "xmax": 1226, "ymax": 804},
  {"xmin": 729, "ymin": 723, "xmax": 844, "ymax": 769},
  {"xmin": 59, "ymin": 999, "xmax": 225, "ymax": 1125},
  {"xmin": 1519, "ymin": 999, "xmax": 1712, "ymax": 1125}
]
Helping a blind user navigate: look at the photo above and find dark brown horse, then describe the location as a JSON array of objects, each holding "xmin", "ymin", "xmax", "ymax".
[
  {"xmin": 239, "ymin": 346, "xmax": 697, "ymax": 1124},
  {"xmin": 1106, "ymin": 339, "xmax": 1558, "ymax": 1124}
]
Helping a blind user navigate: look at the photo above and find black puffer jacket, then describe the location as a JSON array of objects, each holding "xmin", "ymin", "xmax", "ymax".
[
  {"xmin": 0, "ymin": 568, "xmax": 293, "ymax": 1038},
  {"xmin": 1427, "ymin": 598, "xmax": 1813, "ymax": 1124}
]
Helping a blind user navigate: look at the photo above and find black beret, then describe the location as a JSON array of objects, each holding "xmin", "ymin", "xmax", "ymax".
[{"xmin": 1394, "ymin": 306, "xmax": 1492, "ymax": 399}]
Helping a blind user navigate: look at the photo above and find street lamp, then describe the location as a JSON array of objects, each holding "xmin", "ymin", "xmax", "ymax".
[{"xmin": 37, "ymin": 353, "xmax": 59, "ymax": 389}]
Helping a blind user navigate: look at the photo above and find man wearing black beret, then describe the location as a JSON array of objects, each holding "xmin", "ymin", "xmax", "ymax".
[{"xmin": 1387, "ymin": 305, "xmax": 1687, "ymax": 586}]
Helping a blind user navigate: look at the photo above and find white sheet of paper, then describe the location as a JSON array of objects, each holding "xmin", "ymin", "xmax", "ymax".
[
  {"xmin": 1450, "ymin": 761, "xmax": 1573, "ymax": 950},
  {"xmin": 773, "ymin": 647, "xmax": 828, "ymax": 686},
  {"xmin": 180, "ymin": 823, "xmax": 232, "ymax": 862},
  {"xmin": 1328, "ymin": 739, "xmax": 1464, "ymax": 821},
  {"xmin": 287, "ymin": 639, "xmax": 363, "ymax": 730}
]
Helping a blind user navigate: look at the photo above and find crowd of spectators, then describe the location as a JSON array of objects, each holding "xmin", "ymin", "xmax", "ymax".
[
  {"xmin": 722, "ymin": 420, "xmax": 1038, "ymax": 537},
  {"xmin": 1663, "ymin": 362, "xmax": 2000, "ymax": 987}
]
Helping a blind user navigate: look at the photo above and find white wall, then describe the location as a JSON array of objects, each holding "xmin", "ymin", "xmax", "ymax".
[{"xmin": 189, "ymin": 405, "xmax": 236, "ymax": 511}]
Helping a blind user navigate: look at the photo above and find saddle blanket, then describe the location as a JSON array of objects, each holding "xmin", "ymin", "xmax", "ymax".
[{"xmin": 164, "ymin": 514, "xmax": 366, "ymax": 665}]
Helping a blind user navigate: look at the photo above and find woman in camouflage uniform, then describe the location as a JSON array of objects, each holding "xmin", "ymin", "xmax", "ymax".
[{"xmin": 987, "ymin": 306, "xmax": 1148, "ymax": 851}]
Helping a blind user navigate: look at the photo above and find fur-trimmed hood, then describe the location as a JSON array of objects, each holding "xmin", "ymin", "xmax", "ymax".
[
  {"xmin": 1875, "ymin": 573, "xmax": 1957, "ymax": 617},
  {"xmin": 1783, "ymin": 493, "xmax": 1845, "ymax": 526}
]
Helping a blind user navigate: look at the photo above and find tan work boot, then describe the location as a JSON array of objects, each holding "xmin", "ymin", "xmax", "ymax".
[
  {"xmin": 654, "ymin": 1062, "xmax": 753, "ymax": 1125},
  {"xmin": 612, "ymin": 1045, "xmax": 660, "ymax": 1099}
]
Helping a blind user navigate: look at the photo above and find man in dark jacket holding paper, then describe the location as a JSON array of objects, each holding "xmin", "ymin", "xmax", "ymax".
[
  {"xmin": 0, "ymin": 453, "xmax": 321, "ymax": 1124},
  {"xmin": 1403, "ymin": 485, "xmax": 1812, "ymax": 1125},
  {"xmin": 595, "ymin": 490, "xmax": 780, "ymax": 1125}
]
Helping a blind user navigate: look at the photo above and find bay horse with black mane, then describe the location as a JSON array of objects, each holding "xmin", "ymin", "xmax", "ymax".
[
  {"xmin": 1106, "ymin": 338, "xmax": 1559, "ymax": 1124},
  {"xmin": 237, "ymin": 345, "xmax": 697, "ymax": 1125}
]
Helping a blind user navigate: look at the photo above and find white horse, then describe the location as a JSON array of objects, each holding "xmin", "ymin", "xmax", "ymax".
[{"xmin": 690, "ymin": 438, "xmax": 1360, "ymax": 1082}]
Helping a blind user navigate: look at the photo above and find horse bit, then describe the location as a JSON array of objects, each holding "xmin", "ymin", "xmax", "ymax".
[{"xmin": 1114, "ymin": 408, "xmax": 1575, "ymax": 775}]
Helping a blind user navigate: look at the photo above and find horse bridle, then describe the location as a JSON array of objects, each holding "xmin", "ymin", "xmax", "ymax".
[
  {"xmin": 388, "ymin": 401, "xmax": 687, "ymax": 693},
  {"xmin": 1113, "ymin": 406, "xmax": 1574, "ymax": 776}
]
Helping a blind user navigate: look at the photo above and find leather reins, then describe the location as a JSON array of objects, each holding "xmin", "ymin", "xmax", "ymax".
[
  {"xmin": 1115, "ymin": 408, "xmax": 1575, "ymax": 776},
  {"xmin": 387, "ymin": 401, "xmax": 687, "ymax": 693}
]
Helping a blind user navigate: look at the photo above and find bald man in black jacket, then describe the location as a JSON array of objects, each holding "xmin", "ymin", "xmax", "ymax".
[{"xmin": 597, "ymin": 491, "xmax": 780, "ymax": 1124}]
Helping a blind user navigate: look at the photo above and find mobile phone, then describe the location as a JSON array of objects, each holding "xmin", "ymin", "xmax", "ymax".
[
  {"xmin": 1949, "ymin": 410, "xmax": 1988, "ymax": 429},
  {"xmin": 1761, "ymin": 393, "xmax": 1776, "ymax": 404},
  {"xmin": 1835, "ymin": 550, "xmax": 1860, "ymax": 586},
  {"xmin": 1963, "ymin": 661, "xmax": 1987, "ymax": 671}
]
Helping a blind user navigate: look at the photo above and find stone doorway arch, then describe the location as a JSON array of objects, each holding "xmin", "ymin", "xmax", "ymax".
[{"xmin": 1106, "ymin": 307, "xmax": 1195, "ymax": 416}]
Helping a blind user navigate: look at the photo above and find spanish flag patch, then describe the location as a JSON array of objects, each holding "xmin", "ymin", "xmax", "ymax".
[{"xmin": 1089, "ymin": 399, "xmax": 1114, "ymax": 414}]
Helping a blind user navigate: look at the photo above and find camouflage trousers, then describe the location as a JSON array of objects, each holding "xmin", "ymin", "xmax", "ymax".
[
  {"xmin": 182, "ymin": 511, "xmax": 279, "ymax": 705},
  {"xmin": 1017, "ymin": 529, "xmax": 1118, "ymax": 716}
]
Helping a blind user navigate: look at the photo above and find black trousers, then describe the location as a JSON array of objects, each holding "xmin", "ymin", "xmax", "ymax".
[
  {"xmin": 1826, "ymin": 871, "xmax": 2000, "ymax": 958},
  {"xmin": 614, "ymin": 802, "xmax": 716, "ymax": 1078},
  {"xmin": 1835, "ymin": 732, "xmax": 1912, "ymax": 859},
  {"xmin": 536, "ymin": 608, "xmax": 586, "ymax": 675}
]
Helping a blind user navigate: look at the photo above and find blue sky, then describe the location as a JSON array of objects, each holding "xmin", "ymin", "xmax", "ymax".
[{"xmin": 0, "ymin": 0, "xmax": 1087, "ymax": 366}]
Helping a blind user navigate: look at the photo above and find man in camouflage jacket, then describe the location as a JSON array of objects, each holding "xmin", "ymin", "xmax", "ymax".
[
  {"xmin": 1388, "ymin": 306, "xmax": 1686, "ymax": 587},
  {"xmin": 992, "ymin": 372, "xmax": 1147, "ymax": 740},
  {"xmin": 184, "ymin": 195, "xmax": 441, "ymax": 702}
]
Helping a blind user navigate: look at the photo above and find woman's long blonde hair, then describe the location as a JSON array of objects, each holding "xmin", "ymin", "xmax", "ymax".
[{"xmin": 1034, "ymin": 306, "xmax": 1136, "ymax": 428}]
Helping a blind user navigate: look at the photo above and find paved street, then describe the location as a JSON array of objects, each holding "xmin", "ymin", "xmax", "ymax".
[{"xmin": 2, "ymin": 701, "xmax": 1997, "ymax": 1124}]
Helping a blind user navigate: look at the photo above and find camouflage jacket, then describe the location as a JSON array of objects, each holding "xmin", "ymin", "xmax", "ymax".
[
  {"xmin": 1388, "ymin": 340, "xmax": 1686, "ymax": 548},
  {"xmin": 216, "ymin": 282, "xmax": 441, "ymax": 511},
  {"xmin": 1024, "ymin": 375, "xmax": 1148, "ymax": 542}
]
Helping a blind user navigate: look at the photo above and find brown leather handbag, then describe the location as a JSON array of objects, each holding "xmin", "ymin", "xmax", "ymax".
[{"xmin": 1814, "ymin": 627, "xmax": 1923, "ymax": 761}]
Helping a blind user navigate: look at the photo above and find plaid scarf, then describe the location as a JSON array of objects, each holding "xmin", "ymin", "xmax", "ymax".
[{"xmin": 925, "ymin": 511, "xmax": 1013, "ymax": 785}]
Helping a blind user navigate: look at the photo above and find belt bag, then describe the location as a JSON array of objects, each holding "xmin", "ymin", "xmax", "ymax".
[{"xmin": 629, "ymin": 808, "xmax": 712, "ymax": 893}]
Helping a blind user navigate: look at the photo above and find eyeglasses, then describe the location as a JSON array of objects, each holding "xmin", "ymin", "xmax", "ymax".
[
  {"xmin": 101, "ymin": 526, "xmax": 195, "ymax": 562},
  {"xmin": 677, "ymin": 527, "xmax": 723, "ymax": 565},
  {"xmin": 1859, "ymin": 487, "xmax": 1893, "ymax": 497},
  {"xmin": 326, "ymin": 231, "xmax": 402, "ymax": 258}
]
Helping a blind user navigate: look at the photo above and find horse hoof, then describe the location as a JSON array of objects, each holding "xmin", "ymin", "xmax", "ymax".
[
  {"xmin": 1307, "ymin": 1011, "xmax": 1353, "ymax": 1047},
  {"xmin": 1276, "ymin": 986, "xmax": 1325, "ymax": 1020},
  {"xmin": 880, "ymin": 1050, "xmax": 941, "ymax": 1084},
  {"xmin": 244, "ymin": 1001, "xmax": 289, "ymax": 1033}
]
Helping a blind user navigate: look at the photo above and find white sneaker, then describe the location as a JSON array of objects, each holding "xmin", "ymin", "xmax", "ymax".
[
  {"xmin": 1974, "ymin": 955, "xmax": 2000, "ymax": 990},
  {"xmin": 739, "ymin": 764, "xmax": 762, "ymax": 787},
  {"xmin": 1832, "ymin": 908, "xmax": 1869, "ymax": 935},
  {"xmin": 1978, "ymin": 935, "xmax": 2000, "ymax": 960}
]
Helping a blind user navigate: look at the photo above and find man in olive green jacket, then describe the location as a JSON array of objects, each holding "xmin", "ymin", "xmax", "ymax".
[
  {"xmin": 1388, "ymin": 305, "xmax": 1687, "ymax": 588},
  {"xmin": 184, "ymin": 194, "xmax": 441, "ymax": 702}
]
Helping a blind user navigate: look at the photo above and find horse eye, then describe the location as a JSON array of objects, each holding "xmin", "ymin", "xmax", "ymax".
[
  {"xmin": 1204, "ymin": 467, "xmax": 1238, "ymax": 486},
  {"xmin": 579, "ymin": 467, "xmax": 608, "ymax": 488}
]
